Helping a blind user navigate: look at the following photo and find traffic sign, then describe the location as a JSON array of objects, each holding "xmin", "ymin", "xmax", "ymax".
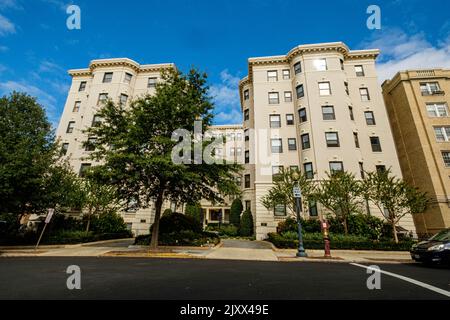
[{"xmin": 293, "ymin": 186, "xmax": 301, "ymax": 198}]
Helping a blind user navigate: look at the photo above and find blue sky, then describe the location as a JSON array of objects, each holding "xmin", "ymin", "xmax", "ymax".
[{"xmin": 0, "ymin": 0, "xmax": 449, "ymax": 127}]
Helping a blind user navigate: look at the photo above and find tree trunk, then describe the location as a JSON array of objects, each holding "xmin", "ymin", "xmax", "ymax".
[
  {"xmin": 150, "ymin": 192, "xmax": 164, "ymax": 251},
  {"xmin": 85, "ymin": 208, "xmax": 92, "ymax": 233},
  {"xmin": 343, "ymin": 218, "xmax": 348, "ymax": 235},
  {"xmin": 392, "ymin": 221, "xmax": 399, "ymax": 243}
]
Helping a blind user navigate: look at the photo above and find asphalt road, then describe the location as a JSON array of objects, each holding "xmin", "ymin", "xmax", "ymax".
[{"xmin": 0, "ymin": 257, "xmax": 449, "ymax": 300}]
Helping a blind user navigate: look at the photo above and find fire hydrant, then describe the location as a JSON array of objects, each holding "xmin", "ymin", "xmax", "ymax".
[{"xmin": 321, "ymin": 219, "xmax": 331, "ymax": 258}]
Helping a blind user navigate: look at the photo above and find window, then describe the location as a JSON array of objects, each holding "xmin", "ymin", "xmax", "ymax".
[
  {"xmin": 98, "ymin": 93, "xmax": 108, "ymax": 105},
  {"xmin": 322, "ymin": 106, "xmax": 335, "ymax": 120},
  {"xmin": 79, "ymin": 163, "xmax": 92, "ymax": 177},
  {"xmin": 274, "ymin": 204, "xmax": 287, "ymax": 216},
  {"xmin": 61, "ymin": 143, "xmax": 69, "ymax": 156},
  {"xmin": 245, "ymin": 200, "xmax": 251, "ymax": 211},
  {"xmin": 364, "ymin": 111, "xmax": 376, "ymax": 125},
  {"xmin": 244, "ymin": 129, "xmax": 249, "ymax": 141},
  {"xmin": 244, "ymin": 174, "xmax": 251, "ymax": 188},
  {"xmin": 282, "ymin": 69, "xmax": 290, "ymax": 80},
  {"xmin": 244, "ymin": 109, "xmax": 250, "ymax": 121},
  {"xmin": 120, "ymin": 94, "xmax": 128, "ymax": 107},
  {"xmin": 271, "ymin": 139, "xmax": 283, "ymax": 153},
  {"xmin": 370, "ymin": 136, "xmax": 382, "ymax": 152},
  {"xmin": 349, "ymin": 106, "xmax": 354, "ymax": 120},
  {"xmin": 359, "ymin": 162, "xmax": 365, "ymax": 179},
  {"xmin": 124, "ymin": 72, "xmax": 133, "ymax": 84},
  {"xmin": 268, "ymin": 92, "xmax": 279, "ymax": 104},
  {"xmin": 72, "ymin": 101, "xmax": 81, "ymax": 112},
  {"xmin": 355, "ymin": 65, "xmax": 365, "ymax": 77},
  {"xmin": 236, "ymin": 147, "xmax": 242, "ymax": 156},
  {"xmin": 244, "ymin": 89, "xmax": 250, "ymax": 100},
  {"xmin": 272, "ymin": 166, "xmax": 283, "ymax": 178},
  {"xmin": 230, "ymin": 148, "xmax": 235, "ymax": 156},
  {"xmin": 92, "ymin": 115, "xmax": 102, "ymax": 127},
  {"xmin": 267, "ymin": 70, "xmax": 278, "ymax": 82},
  {"xmin": 298, "ymin": 108, "xmax": 307, "ymax": 123},
  {"xmin": 360, "ymin": 88, "xmax": 370, "ymax": 101},
  {"xmin": 286, "ymin": 114, "xmax": 294, "ymax": 125},
  {"xmin": 442, "ymin": 151, "xmax": 450, "ymax": 167},
  {"xmin": 309, "ymin": 201, "xmax": 318, "ymax": 216},
  {"xmin": 376, "ymin": 165, "xmax": 386, "ymax": 173},
  {"xmin": 236, "ymin": 133, "xmax": 242, "ymax": 141},
  {"xmin": 329, "ymin": 161, "xmax": 344, "ymax": 173},
  {"xmin": 78, "ymin": 81, "xmax": 86, "ymax": 92},
  {"xmin": 284, "ymin": 91, "xmax": 292, "ymax": 102},
  {"xmin": 294, "ymin": 62, "xmax": 302, "ymax": 74},
  {"xmin": 353, "ymin": 132, "xmax": 360, "ymax": 148},
  {"xmin": 288, "ymin": 138, "xmax": 297, "ymax": 151},
  {"xmin": 319, "ymin": 82, "xmax": 331, "ymax": 96},
  {"xmin": 427, "ymin": 103, "xmax": 449, "ymax": 117},
  {"xmin": 103, "ymin": 72, "xmax": 113, "ymax": 83},
  {"xmin": 340, "ymin": 59, "xmax": 345, "ymax": 71},
  {"xmin": 304, "ymin": 162, "xmax": 313, "ymax": 179},
  {"xmin": 344, "ymin": 82, "xmax": 349, "ymax": 95},
  {"xmin": 245, "ymin": 150, "xmax": 250, "ymax": 164},
  {"xmin": 269, "ymin": 114, "xmax": 281, "ymax": 128},
  {"xmin": 85, "ymin": 137, "xmax": 96, "ymax": 151},
  {"xmin": 434, "ymin": 126, "xmax": 450, "ymax": 142},
  {"xmin": 325, "ymin": 132, "xmax": 339, "ymax": 147},
  {"xmin": 296, "ymin": 84, "xmax": 304, "ymax": 98},
  {"xmin": 66, "ymin": 121, "xmax": 75, "ymax": 133},
  {"xmin": 420, "ymin": 82, "xmax": 441, "ymax": 95},
  {"xmin": 314, "ymin": 58, "xmax": 327, "ymax": 71},
  {"xmin": 148, "ymin": 77, "xmax": 157, "ymax": 88},
  {"xmin": 301, "ymin": 134, "xmax": 310, "ymax": 149}
]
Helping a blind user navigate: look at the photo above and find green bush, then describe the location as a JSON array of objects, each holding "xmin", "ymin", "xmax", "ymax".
[
  {"xmin": 239, "ymin": 210, "xmax": 254, "ymax": 236},
  {"xmin": 322, "ymin": 214, "xmax": 385, "ymax": 240},
  {"xmin": 162, "ymin": 208, "xmax": 173, "ymax": 216},
  {"xmin": 90, "ymin": 211, "xmax": 129, "ymax": 234},
  {"xmin": 280, "ymin": 231, "xmax": 298, "ymax": 240},
  {"xmin": 185, "ymin": 202, "xmax": 203, "ymax": 225},
  {"xmin": 301, "ymin": 218, "xmax": 321, "ymax": 233},
  {"xmin": 218, "ymin": 224, "xmax": 239, "ymax": 237},
  {"xmin": 230, "ymin": 199, "xmax": 243, "ymax": 227},
  {"xmin": 277, "ymin": 217, "xmax": 297, "ymax": 234},
  {"xmin": 134, "ymin": 230, "xmax": 219, "ymax": 246},
  {"xmin": 155, "ymin": 212, "xmax": 203, "ymax": 234},
  {"xmin": 43, "ymin": 230, "xmax": 132, "ymax": 245},
  {"xmin": 267, "ymin": 232, "xmax": 415, "ymax": 251}
]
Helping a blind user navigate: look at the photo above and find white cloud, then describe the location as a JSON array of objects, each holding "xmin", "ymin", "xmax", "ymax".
[
  {"xmin": 0, "ymin": 81, "xmax": 59, "ymax": 126},
  {"xmin": 0, "ymin": 0, "xmax": 21, "ymax": 10},
  {"xmin": 39, "ymin": 60, "xmax": 64, "ymax": 73},
  {"xmin": 0, "ymin": 13, "xmax": 15, "ymax": 36},
  {"xmin": 41, "ymin": 0, "xmax": 71, "ymax": 11},
  {"xmin": 210, "ymin": 69, "xmax": 242, "ymax": 125},
  {"xmin": 361, "ymin": 28, "xmax": 450, "ymax": 82}
]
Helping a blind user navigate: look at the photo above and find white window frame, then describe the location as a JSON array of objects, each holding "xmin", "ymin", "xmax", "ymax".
[
  {"xmin": 434, "ymin": 126, "xmax": 450, "ymax": 142},
  {"xmin": 319, "ymin": 82, "xmax": 331, "ymax": 96},
  {"xmin": 426, "ymin": 103, "xmax": 449, "ymax": 117},
  {"xmin": 314, "ymin": 58, "xmax": 327, "ymax": 71}
]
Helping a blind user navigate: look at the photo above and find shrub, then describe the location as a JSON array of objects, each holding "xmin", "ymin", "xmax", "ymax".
[
  {"xmin": 267, "ymin": 232, "xmax": 415, "ymax": 251},
  {"xmin": 185, "ymin": 202, "xmax": 203, "ymax": 225},
  {"xmin": 90, "ymin": 211, "xmax": 129, "ymax": 234},
  {"xmin": 218, "ymin": 224, "xmax": 239, "ymax": 237},
  {"xmin": 301, "ymin": 218, "xmax": 321, "ymax": 233},
  {"xmin": 277, "ymin": 217, "xmax": 321, "ymax": 234},
  {"xmin": 230, "ymin": 199, "xmax": 243, "ymax": 227},
  {"xmin": 280, "ymin": 231, "xmax": 298, "ymax": 240},
  {"xmin": 155, "ymin": 212, "xmax": 203, "ymax": 234},
  {"xmin": 277, "ymin": 217, "xmax": 297, "ymax": 234},
  {"xmin": 134, "ymin": 230, "xmax": 219, "ymax": 246},
  {"xmin": 239, "ymin": 210, "xmax": 254, "ymax": 236},
  {"xmin": 162, "ymin": 208, "xmax": 173, "ymax": 216},
  {"xmin": 43, "ymin": 230, "xmax": 131, "ymax": 245}
]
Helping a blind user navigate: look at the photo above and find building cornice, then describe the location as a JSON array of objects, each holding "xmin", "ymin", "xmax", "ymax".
[{"xmin": 382, "ymin": 69, "xmax": 450, "ymax": 94}]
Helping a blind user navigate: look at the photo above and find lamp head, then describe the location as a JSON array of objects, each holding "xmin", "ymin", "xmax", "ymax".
[{"xmin": 291, "ymin": 170, "xmax": 300, "ymax": 181}]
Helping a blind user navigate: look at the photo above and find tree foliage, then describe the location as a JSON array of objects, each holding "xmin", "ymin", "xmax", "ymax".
[
  {"xmin": 362, "ymin": 169, "xmax": 428, "ymax": 242},
  {"xmin": 84, "ymin": 69, "xmax": 241, "ymax": 249},
  {"xmin": 239, "ymin": 209, "xmax": 254, "ymax": 237},
  {"xmin": 261, "ymin": 167, "xmax": 316, "ymax": 215},
  {"xmin": 230, "ymin": 198, "xmax": 243, "ymax": 227},
  {"xmin": 185, "ymin": 201, "xmax": 203, "ymax": 225},
  {"xmin": 315, "ymin": 171, "xmax": 364, "ymax": 234}
]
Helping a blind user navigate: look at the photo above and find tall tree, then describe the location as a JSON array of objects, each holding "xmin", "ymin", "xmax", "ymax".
[
  {"xmin": 261, "ymin": 167, "xmax": 316, "ymax": 216},
  {"xmin": 85, "ymin": 69, "xmax": 241, "ymax": 250},
  {"xmin": 229, "ymin": 198, "xmax": 243, "ymax": 227},
  {"xmin": 362, "ymin": 169, "xmax": 429, "ymax": 243},
  {"xmin": 315, "ymin": 171, "xmax": 364, "ymax": 234},
  {"xmin": 0, "ymin": 92, "xmax": 78, "ymax": 219}
]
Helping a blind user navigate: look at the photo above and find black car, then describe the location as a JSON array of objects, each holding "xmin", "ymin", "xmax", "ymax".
[{"xmin": 410, "ymin": 228, "xmax": 450, "ymax": 264}]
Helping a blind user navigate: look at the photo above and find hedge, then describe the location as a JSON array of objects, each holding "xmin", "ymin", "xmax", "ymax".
[{"xmin": 267, "ymin": 232, "xmax": 415, "ymax": 251}]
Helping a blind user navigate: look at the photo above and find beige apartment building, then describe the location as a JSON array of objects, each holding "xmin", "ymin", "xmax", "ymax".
[
  {"xmin": 382, "ymin": 69, "xmax": 450, "ymax": 236},
  {"xmin": 239, "ymin": 42, "xmax": 415, "ymax": 240}
]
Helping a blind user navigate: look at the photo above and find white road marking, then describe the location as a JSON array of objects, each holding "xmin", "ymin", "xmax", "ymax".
[{"xmin": 350, "ymin": 263, "xmax": 450, "ymax": 298}]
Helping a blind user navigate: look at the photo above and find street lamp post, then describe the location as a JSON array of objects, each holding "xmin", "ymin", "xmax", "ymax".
[{"xmin": 292, "ymin": 172, "xmax": 307, "ymax": 258}]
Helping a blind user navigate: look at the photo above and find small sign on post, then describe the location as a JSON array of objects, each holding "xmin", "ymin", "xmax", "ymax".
[
  {"xmin": 293, "ymin": 186, "xmax": 301, "ymax": 198},
  {"xmin": 35, "ymin": 208, "xmax": 55, "ymax": 251}
]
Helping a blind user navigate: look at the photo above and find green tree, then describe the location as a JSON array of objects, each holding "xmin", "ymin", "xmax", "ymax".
[
  {"xmin": 239, "ymin": 209, "xmax": 254, "ymax": 237},
  {"xmin": 85, "ymin": 69, "xmax": 241, "ymax": 250},
  {"xmin": 0, "ymin": 92, "xmax": 80, "ymax": 220},
  {"xmin": 362, "ymin": 169, "xmax": 428, "ymax": 243},
  {"xmin": 185, "ymin": 202, "xmax": 203, "ymax": 225},
  {"xmin": 315, "ymin": 171, "xmax": 364, "ymax": 235},
  {"xmin": 261, "ymin": 167, "xmax": 316, "ymax": 215},
  {"xmin": 230, "ymin": 198, "xmax": 243, "ymax": 227}
]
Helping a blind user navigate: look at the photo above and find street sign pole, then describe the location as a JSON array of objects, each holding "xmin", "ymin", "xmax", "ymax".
[
  {"xmin": 293, "ymin": 185, "xmax": 307, "ymax": 257},
  {"xmin": 35, "ymin": 208, "xmax": 54, "ymax": 251}
]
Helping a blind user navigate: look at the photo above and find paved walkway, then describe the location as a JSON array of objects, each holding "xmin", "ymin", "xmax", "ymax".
[{"xmin": 204, "ymin": 239, "xmax": 278, "ymax": 261}]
